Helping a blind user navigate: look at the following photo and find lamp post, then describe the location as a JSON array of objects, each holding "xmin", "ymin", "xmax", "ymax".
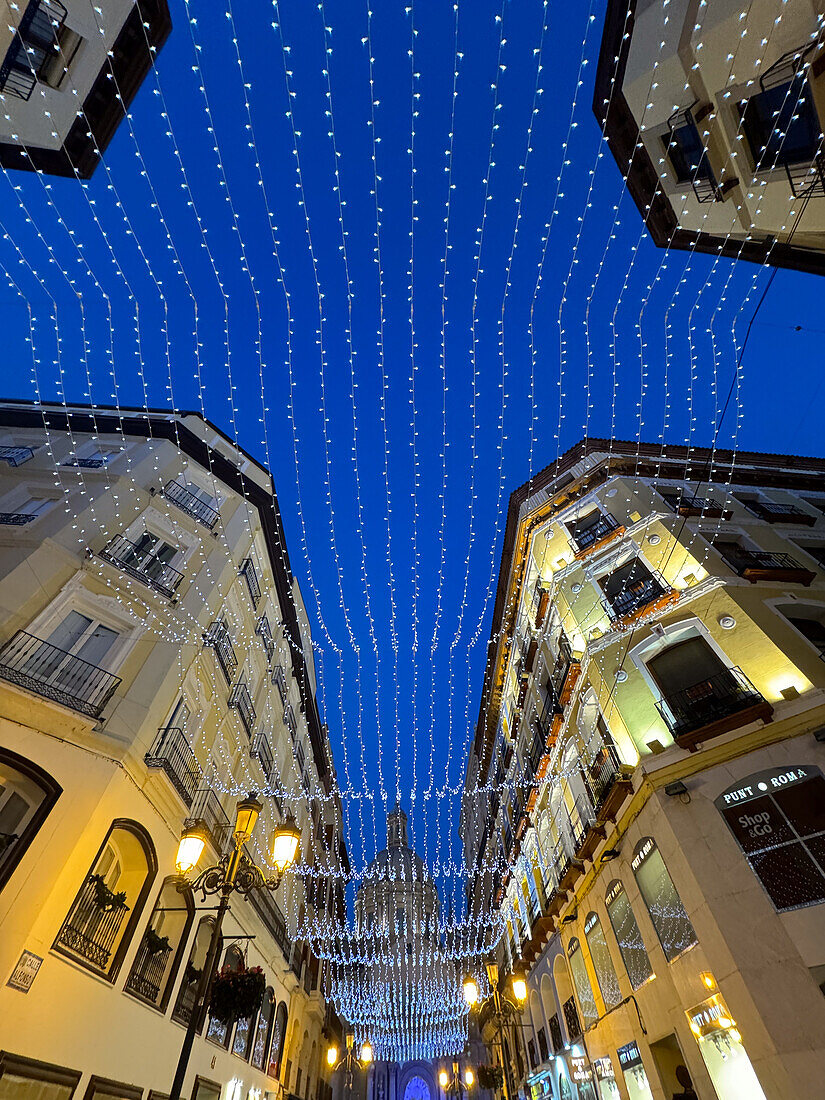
[
  {"xmin": 169, "ymin": 793, "xmax": 301, "ymax": 1100},
  {"xmin": 463, "ymin": 962, "xmax": 527, "ymax": 1100},
  {"xmin": 438, "ymin": 1061, "xmax": 474, "ymax": 1098},
  {"xmin": 327, "ymin": 1031, "xmax": 373, "ymax": 1097}
]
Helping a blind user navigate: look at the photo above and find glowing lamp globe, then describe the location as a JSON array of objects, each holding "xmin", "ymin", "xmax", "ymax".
[
  {"xmin": 464, "ymin": 1069, "xmax": 474, "ymax": 1088},
  {"xmin": 512, "ymin": 975, "xmax": 528, "ymax": 1004},
  {"xmin": 271, "ymin": 815, "xmax": 301, "ymax": 872},
  {"xmin": 463, "ymin": 975, "xmax": 479, "ymax": 1007},
  {"xmin": 438, "ymin": 1070, "xmax": 449, "ymax": 1089},
  {"xmin": 326, "ymin": 1046, "xmax": 337, "ymax": 1067},
  {"xmin": 360, "ymin": 1041, "xmax": 372, "ymax": 1064},
  {"xmin": 175, "ymin": 826, "xmax": 206, "ymax": 875}
]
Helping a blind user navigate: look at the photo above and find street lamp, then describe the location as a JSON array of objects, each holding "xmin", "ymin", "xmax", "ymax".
[
  {"xmin": 327, "ymin": 1031, "xmax": 373, "ymax": 1095},
  {"xmin": 438, "ymin": 1061, "xmax": 474, "ymax": 1097},
  {"xmin": 169, "ymin": 794, "xmax": 301, "ymax": 1100},
  {"xmin": 462, "ymin": 962, "xmax": 528, "ymax": 1100}
]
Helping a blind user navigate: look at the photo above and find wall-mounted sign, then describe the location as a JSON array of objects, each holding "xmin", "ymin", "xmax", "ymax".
[
  {"xmin": 617, "ymin": 1041, "xmax": 643, "ymax": 1070},
  {"xmin": 7, "ymin": 950, "xmax": 43, "ymax": 993},
  {"xmin": 631, "ymin": 837, "xmax": 655, "ymax": 873},
  {"xmin": 583, "ymin": 911, "xmax": 599, "ymax": 935},
  {"xmin": 686, "ymin": 993, "xmax": 735, "ymax": 1039},
  {"xmin": 715, "ymin": 766, "xmax": 812, "ymax": 808},
  {"xmin": 570, "ymin": 1056, "xmax": 592, "ymax": 1083},
  {"xmin": 593, "ymin": 1057, "xmax": 615, "ymax": 1081},
  {"xmin": 605, "ymin": 879, "xmax": 624, "ymax": 907}
]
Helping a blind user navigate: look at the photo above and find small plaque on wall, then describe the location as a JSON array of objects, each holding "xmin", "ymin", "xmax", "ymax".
[{"xmin": 7, "ymin": 950, "xmax": 43, "ymax": 992}]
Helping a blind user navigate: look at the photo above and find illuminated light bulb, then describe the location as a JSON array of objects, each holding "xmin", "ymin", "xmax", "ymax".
[
  {"xmin": 463, "ymin": 975, "xmax": 479, "ymax": 1006},
  {"xmin": 327, "ymin": 1046, "xmax": 337, "ymax": 1066},
  {"xmin": 361, "ymin": 1041, "xmax": 372, "ymax": 1064},
  {"xmin": 464, "ymin": 1069, "xmax": 474, "ymax": 1087},
  {"xmin": 175, "ymin": 826, "xmax": 206, "ymax": 875},
  {"xmin": 439, "ymin": 1070, "xmax": 449, "ymax": 1088}
]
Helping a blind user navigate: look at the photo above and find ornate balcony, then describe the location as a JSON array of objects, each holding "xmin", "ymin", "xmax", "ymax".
[
  {"xmin": 0, "ymin": 512, "xmax": 38, "ymax": 525},
  {"xmin": 0, "ymin": 0, "xmax": 67, "ymax": 100},
  {"xmin": 55, "ymin": 873, "xmax": 129, "ymax": 970},
  {"xmin": 99, "ymin": 534, "xmax": 184, "ymax": 600},
  {"xmin": 204, "ymin": 620, "xmax": 237, "ymax": 685},
  {"xmin": 606, "ymin": 571, "xmax": 678, "ymax": 624},
  {"xmin": 586, "ymin": 743, "xmax": 632, "ymax": 822},
  {"xmin": 162, "ymin": 480, "xmax": 219, "ymax": 530},
  {"xmin": 745, "ymin": 500, "xmax": 816, "ymax": 526},
  {"xmin": 185, "ymin": 788, "xmax": 231, "ymax": 854},
  {"xmin": 571, "ymin": 512, "xmax": 624, "ymax": 556},
  {"xmin": 662, "ymin": 492, "xmax": 730, "ymax": 519},
  {"xmin": 229, "ymin": 680, "xmax": 256, "ymax": 738},
  {"xmin": 247, "ymin": 884, "xmax": 291, "ymax": 964},
  {"xmin": 145, "ymin": 726, "xmax": 202, "ymax": 808},
  {"xmin": 656, "ymin": 666, "xmax": 773, "ymax": 751},
  {"xmin": 252, "ymin": 731, "xmax": 275, "ymax": 784},
  {"xmin": 720, "ymin": 547, "xmax": 816, "ymax": 586},
  {"xmin": 240, "ymin": 558, "xmax": 261, "ymax": 609},
  {"xmin": 0, "ymin": 446, "xmax": 35, "ymax": 466},
  {"xmin": 0, "ymin": 630, "xmax": 121, "ymax": 718},
  {"xmin": 256, "ymin": 614, "xmax": 275, "ymax": 662},
  {"xmin": 125, "ymin": 931, "xmax": 172, "ymax": 1002}
]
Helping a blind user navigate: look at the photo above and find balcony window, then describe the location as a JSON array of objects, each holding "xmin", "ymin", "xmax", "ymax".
[
  {"xmin": 631, "ymin": 838, "xmax": 697, "ymax": 962},
  {"xmin": 740, "ymin": 69, "xmax": 821, "ymax": 173},
  {"xmin": 714, "ymin": 538, "xmax": 815, "ymax": 584},
  {"xmin": 252, "ymin": 731, "xmax": 275, "ymax": 785},
  {"xmin": 796, "ymin": 542, "xmax": 825, "ymax": 569},
  {"xmin": 0, "ymin": 492, "xmax": 51, "ymax": 525},
  {"xmin": 740, "ymin": 498, "xmax": 816, "ymax": 525},
  {"xmin": 605, "ymin": 878, "xmax": 653, "ymax": 990},
  {"xmin": 229, "ymin": 678, "xmax": 256, "ymax": 739},
  {"xmin": 0, "ymin": 0, "xmax": 68, "ymax": 100},
  {"xmin": 186, "ymin": 788, "xmax": 231, "ymax": 855},
  {"xmin": 54, "ymin": 820, "xmax": 156, "ymax": 978},
  {"xmin": 268, "ymin": 1001, "xmax": 289, "ymax": 1078},
  {"xmin": 0, "ymin": 613, "xmax": 122, "ymax": 718},
  {"xmin": 256, "ymin": 614, "xmax": 275, "ymax": 661},
  {"xmin": 0, "ymin": 445, "xmax": 35, "ymax": 466},
  {"xmin": 778, "ymin": 604, "xmax": 825, "ymax": 658},
  {"xmin": 548, "ymin": 1013, "xmax": 564, "ymax": 1055},
  {"xmin": 664, "ymin": 105, "xmax": 721, "ymax": 202},
  {"xmin": 659, "ymin": 490, "xmax": 728, "ymax": 519},
  {"xmin": 0, "ymin": 747, "xmax": 61, "ymax": 893},
  {"xmin": 207, "ymin": 944, "xmax": 244, "ymax": 1047},
  {"xmin": 583, "ymin": 911, "xmax": 622, "ymax": 1009},
  {"xmin": 162, "ymin": 480, "xmax": 220, "ymax": 529},
  {"xmin": 125, "ymin": 878, "xmax": 194, "ymax": 1008},
  {"xmin": 600, "ymin": 560, "xmax": 668, "ymax": 619},
  {"xmin": 272, "ymin": 662, "xmax": 287, "ymax": 704},
  {"xmin": 649, "ymin": 636, "xmax": 771, "ymax": 747},
  {"xmin": 0, "ymin": 1054, "xmax": 80, "ymax": 1100},
  {"xmin": 61, "ymin": 444, "xmax": 119, "ymax": 469},
  {"xmin": 567, "ymin": 937, "xmax": 598, "ymax": 1026},
  {"xmin": 145, "ymin": 721, "xmax": 202, "ymax": 808},
  {"xmin": 240, "ymin": 558, "xmax": 261, "ymax": 609},
  {"xmin": 250, "ymin": 987, "xmax": 276, "ymax": 1070},
  {"xmin": 100, "ymin": 532, "xmax": 184, "ymax": 600},
  {"xmin": 204, "ymin": 619, "xmax": 237, "ymax": 685},
  {"xmin": 172, "ymin": 916, "xmax": 220, "ymax": 1027},
  {"xmin": 568, "ymin": 511, "xmax": 620, "ymax": 553}
]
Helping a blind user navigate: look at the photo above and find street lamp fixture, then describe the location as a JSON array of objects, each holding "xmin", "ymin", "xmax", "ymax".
[
  {"xmin": 463, "ymin": 975, "xmax": 479, "ymax": 1007},
  {"xmin": 168, "ymin": 794, "xmax": 301, "ymax": 1100},
  {"xmin": 439, "ymin": 1061, "xmax": 474, "ymax": 1096},
  {"xmin": 462, "ymin": 960, "xmax": 528, "ymax": 1100},
  {"xmin": 328, "ymin": 1031, "xmax": 374, "ymax": 1094}
]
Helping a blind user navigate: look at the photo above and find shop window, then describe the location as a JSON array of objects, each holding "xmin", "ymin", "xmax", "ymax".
[
  {"xmin": 82, "ymin": 1077, "xmax": 142, "ymax": 1100},
  {"xmin": 583, "ymin": 911, "xmax": 622, "ymax": 1009},
  {"xmin": 776, "ymin": 602, "xmax": 825, "ymax": 658},
  {"xmin": 536, "ymin": 1027, "xmax": 548, "ymax": 1062},
  {"xmin": 631, "ymin": 839, "xmax": 697, "ymax": 961},
  {"xmin": 567, "ymin": 938, "xmax": 598, "ymax": 1026},
  {"xmin": 172, "ymin": 916, "xmax": 221, "ymax": 1027},
  {"xmin": 593, "ymin": 1057, "xmax": 621, "ymax": 1100},
  {"xmin": 0, "ymin": 748, "xmax": 61, "ymax": 892},
  {"xmin": 124, "ymin": 877, "xmax": 194, "ymax": 1009},
  {"xmin": 53, "ymin": 820, "xmax": 156, "ymax": 979},
  {"xmin": 548, "ymin": 1013, "xmax": 563, "ymax": 1055},
  {"xmin": 206, "ymin": 944, "xmax": 244, "ymax": 1047},
  {"xmin": 191, "ymin": 1078, "xmax": 221, "ymax": 1100},
  {"xmin": 686, "ymin": 992, "xmax": 767, "ymax": 1100},
  {"xmin": 604, "ymin": 879, "xmax": 653, "ymax": 989},
  {"xmin": 615, "ymin": 1042, "xmax": 655, "ymax": 1100},
  {"xmin": 0, "ymin": 1052, "xmax": 81, "ymax": 1100},
  {"xmin": 715, "ymin": 766, "xmax": 825, "ymax": 912}
]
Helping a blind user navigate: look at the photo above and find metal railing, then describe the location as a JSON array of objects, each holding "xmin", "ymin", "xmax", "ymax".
[
  {"xmin": 722, "ymin": 548, "xmax": 808, "ymax": 575},
  {"xmin": 229, "ymin": 680, "xmax": 256, "ymax": 738},
  {"xmin": 145, "ymin": 726, "xmax": 202, "ymax": 808},
  {"xmin": 272, "ymin": 662, "xmax": 287, "ymax": 703},
  {"xmin": 585, "ymin": 743, "xmax": 623, "ymax": 812},
  {"xmin": 606, "ymin": 573, "xmax": 668, "ymax": 619},
  {"xmin": 548, "ymin": 633, "xmax": 573, "ymax": 699},
  {"xmin": 665, "ymin": 104, "xmax": 723, "ymax": 204},
  {"xmin": 0, "ymin": 446, "xmax": 34, "ymax": 466},
  {"xmin": 656, "ymin": 666, "xmax": 767, "ymax": 740},
  {"xmin": 62, "ymin": 456, "xmax": 109, "ymax": 469},
  {"xmin": 204, "ymin": 620, "xmax": 237, "ymax": 685},
  {"xmin": 252, "ymin": 731, "xmax": 275, "ymax": 784},
  {"xmin": 56, "ymin": 873, "xmax": 130, "ymax": 970},
  {"xmin": 787, "ymin": 153, "xmax": 825, "ymax": 199},
  {"xmin": 185, "ymin": 788, "xmax": 231, "ymax": 854},
  {"xmin": 663, "ymin": 492, "xmax": 712, "ymax": 514},
  {"xmin": 0, "ymin": 630, "xmax": 121, "ymax": 718},
  {"xmin": 162, "ymin": 480, "xmax": 219, "ymax": 529},
  {"xmin": 747, "ymin": 500, "xmax": 813, "ymax": 522},
  {"xmin": 570, "ymin": 512, "xmax": 619, "ymax": 552},
  {"xmin": 0, "ymin": 0, "xmax": 67, "ymax": 100},
  {"xmin": 240, "ymin": 558, "xmax": 261, "ymax": 608},
  {"xmin": 0, "ymin": 512, "xmax": 38, "ymax": 525},
  {"xmin": 99, "ymin": 534, "xmax": 184, "ymax": 600},
  {"xmin": 247, "ymin": 884, "xmax": 291, "ymax": 963},
  {"xmin": 563, "ymin": 996, "xmax": 582, "ymax": 1041},
  {"xmin": 256, "ymin": 613, "xmax": 275, "ymax": 661},
  {"xmin": 125, "ymin": 932, "xmax": 172, "ymax": 1002}
]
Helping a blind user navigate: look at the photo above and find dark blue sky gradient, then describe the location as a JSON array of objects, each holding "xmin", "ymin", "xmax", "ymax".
[{"xmin": 2, "ymin": 0, "xmax": 823, "ymax": 902}]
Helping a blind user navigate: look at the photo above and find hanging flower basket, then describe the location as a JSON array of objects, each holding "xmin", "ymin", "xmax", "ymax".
[
  {"xmin": 209, "ymin": 963, "xmax": 266, "ymax": 1024},
  {"xmin": 144, "ymin": 927, "xmax": 171, "ymax": 955},
  {"xmin": 89, "ymin": 873, "xmax": 128, "ymax": 912},
  {"xmin": 478, "ymin": 1066, "xmax": 504, "ymax": 1092}
]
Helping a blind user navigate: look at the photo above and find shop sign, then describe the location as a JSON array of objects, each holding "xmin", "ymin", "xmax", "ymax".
[
  {"xmin": 715, "ymin": 766, "xmax": 812, "ymax": 808},
  {"xmin": 605, "ymin": 879, "xmax": 624, "ymax": 906},
  {"xmin": 686, "ymin": 993, "xmax": 734, "ymax": 1039},
  {"xmin": 617, "ymin": 1041, "xmax": 643, "ymax": 1070},
  {"xmin": 593, "ymin": 1057, "xmax": 615, "ymax": 1081},
  {"xmin": 7, "ymin": 950, "xmax": 43, "ymax": 992},
  {"xmin": 583, "ymin": 911, "xmax": 599, "ymax": 935},
  {"xmin": 631, "ymin": 838, "xmax": 656, "ymax": 873},
  {"xmin": 570, "ymin": 1056, "xmax": 592, "ymax": 1083}
]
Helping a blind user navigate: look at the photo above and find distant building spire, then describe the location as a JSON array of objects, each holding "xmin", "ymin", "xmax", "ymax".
[{"xmin": 387, "ymin": 802, "xmax": 408, "ymax": 849}]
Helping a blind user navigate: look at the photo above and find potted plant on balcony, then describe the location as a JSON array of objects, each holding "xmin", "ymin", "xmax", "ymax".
[
  {"xmin": 144, "ymin": 927, "xmax": 171, "ymax": 955},
  {"xmin": 209, "ymin": 962, "xmax": 266, "ymax": 1024},
  {"xmin": 478, "ymin": 1065, "xmax": 504, "ymax": 1093},
  {"xmin": 89, "ymin": 873, "xmax": 128, "ymax": 912}
]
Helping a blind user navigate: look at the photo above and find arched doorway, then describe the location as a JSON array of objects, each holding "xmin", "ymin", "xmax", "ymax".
[{"xmin": 403, "ymin": 1076, "xmax": 430, "ymax": 1100}]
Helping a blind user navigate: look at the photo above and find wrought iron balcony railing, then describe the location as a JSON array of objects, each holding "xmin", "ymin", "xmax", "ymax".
[
  {"xmin": 0, "ymin": 512, "xmax": 38, "ymax": 525},
  {"xmin": 0, "ymin": 445, "xmax": 35, "ymax": 466},
  {"xmin": 656, "ymin": 666, "xmax": 767, "ymax": 741},
  {"xmin": 256, "ymin": 613, "xmax": 275, "ymax": 662},
  {"xmin": 204, "ymin": 620, "xmax": 237, "ymax": 685},
  {"xmin": 185, "ymin": 788, "xmax": 231, "ymax": 854},
  {"xmin": 99, "ymin": 534, "xmax": 184, "ymax": 600},
  {"xmin": 745, "ymin": 500, "xmax": 816, "ymax": 525},
  {"xmin": 548, "ymin": 633, "xmax": 573, "ymax": 699},
  {"xmin": 571, "ymin": 512, "xmax": 620, "ymax": 552},
  {"xmin": 229, "ymin": 680, "xmax": 256, "ymax": 738},
  {"xmin": 240, "ymin": 558, "xmax": 261, "ymax": 609},
  {"xmin": 0, "ymin": 630, "xmax": 121, "ymax": 718},
  {"xmin": 252, "ymin": 731, "xmax": 275, "ymax": 784},
  {"xmin": 162, "ymin": 480, "xmax": 219, "ymax": 530},
  {"xmin": 585, "ymin": 742, "xmax": 623, "ymax": 812},
  {"xmin": 722, "ymin": 547, "xmax": 813, "ymax": 579},
  {"xmin": 247, "ymin": 883, "xmax": 291, "ymax": 963},
  {"xmin": 145, "ymin": 726, "xmax": 202, "ymax": 808},
  {"xmin": 55, "ymin": 873, "xmax": 129, "ymax": 970},
  {"xmin": 125, "ymin": 931, "xmax": 172, "ymax": 1002},
  {"xmin": 0, "ymin": 0, "xmax": 67, "ymax": 100},
  {"xmin": 62, "ymin": 456, "xmax": 109, "ymax": 469},
  {"xmin": 606, "ymin": 573, "xmax": 669, "ymax": 619}
]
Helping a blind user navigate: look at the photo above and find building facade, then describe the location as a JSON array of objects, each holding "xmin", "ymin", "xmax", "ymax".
[
  {"xmin": 595, "ymin": 0, "xmax": 825, "ymax": 275},
  {"xmin": 0, "ymin": 0, "xmax": 170, "ymax": 176},
  {"xmin": 463, "ymin": 439, "xmax": 825, "ymax": 1100},
  {"xmin": 0, "ymin": 401, "xmax": 347, "ymax": 1100}
]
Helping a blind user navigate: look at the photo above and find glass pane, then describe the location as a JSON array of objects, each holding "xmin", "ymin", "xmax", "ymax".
[
  {"xmin": 648, "ymin": 638, "xmax": 723, "ymax": 694},
  {"xmin": 585, "ymin": 915, "xmax": 622, "ymax": 1008},
  {"xmin": 633, "ymin": 844, "xmax": 697, "ymax": 961},
  {"xmin": 46, "ymin": 611, "xmax": 93, "ymax": 653},
  {"xmin": 606, "ymin": 885, "xmax": 653, "ymax": 989},
  {"xmin": 75, "ymin": 625, "xmax": 119, "ymax": 667},
  {"xmin": 0, "ymin": 1075, "xmax": 75, "ymax": 1100},
  {"xmin": 568, "ymin": 945, "xmax": 598, "ymax": 1026}
]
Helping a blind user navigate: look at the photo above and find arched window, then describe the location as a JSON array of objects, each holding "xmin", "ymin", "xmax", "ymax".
[
  {"xmin": 207, "ymin": 944, "xmax": 244, "ymax": 1047},
  {"xmin": 604, "ymin": 879, "xmax": 653, "ymax": 989},
  {"xmin": 54, "ymin": 819, "xmax": 157, "ymax": 979},
  {"xmin": 553, "ymin": 952, "xmax": 579, "ymax": 1042},
  {"xmin": 172, "ymin": 916, "xmax": 220, "ymax": 1027},
  {"xmin": 583, "ymin": 911, "xmax": 621, "ymax": 1009},
  {"xmin": 631, "ymin": 838, "xmax": 697, "ymax": 961},
  {"xmin": 251, "ymin": 986, "xmax": 275, "ymax": 1070},
  {"xmin": 124, "ymin": 877, "xmax": 194, "ymax": 1009},
  {"xmin": 0, "ymin": 748, "xmax": 61, "ymax": 893},
  {"xmin": 232, "ymin": 962, "xmax": 264, "ymax": 1061},
  {"xmin": 268, "ymin": 1001, "xmax": 288, "ymax": 1078},
  {"xmin": 566, "ymin": 938, "xmax": 598, "ymax": 1027}
]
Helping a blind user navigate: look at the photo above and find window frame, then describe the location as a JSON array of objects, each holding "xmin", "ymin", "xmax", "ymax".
[
  {"xmin": 631, "ymin": 837, "xmax": 697, "ymax": 963},
  {"xmin": 0, "ymin": 1052, "xmax": 81, "ymax": 1099},
  {"xmin": 123, "ymin": 877, "xmax": 195, "ymax": 1012},
  {"xmin": 0, "ymin": 746, "xmax": 62, "ymax": 892}
]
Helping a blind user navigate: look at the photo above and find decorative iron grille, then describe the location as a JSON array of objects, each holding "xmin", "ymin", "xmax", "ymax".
[
  {"xmin": 229, "ymin": 679, "xmax": 256, "ymax": 738},
  {"xmin": 145, "ymin": 726, "xmax": 202, "ymax": 807},
  {"xmin": 99, "ymin": 534, "xmax": 184, "ymax": 599},
  {"xmin": 656, "ymin": 666, "xmax": 767, "ymax": 740},
  {"xmin": 125, "ymin": 932, "xmax": 172, "ymax": 1002},
  {"xmin": 56, "ymin": 873, "xmax": 130, "ymax": 970},
  {"xmin": 0, "ymin": 630, "xmax": 121, "ymax": 718},
  {"xmin": 240, "ymin": 558, "xmax": 261, "ymax": 609},
  {"xmin": 204, "ymin": 620, "xmax": 237, "ymax": 685},
  {"xmin": 162, "ymin": 480, "xmax": 219, "ymax": 529}
]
